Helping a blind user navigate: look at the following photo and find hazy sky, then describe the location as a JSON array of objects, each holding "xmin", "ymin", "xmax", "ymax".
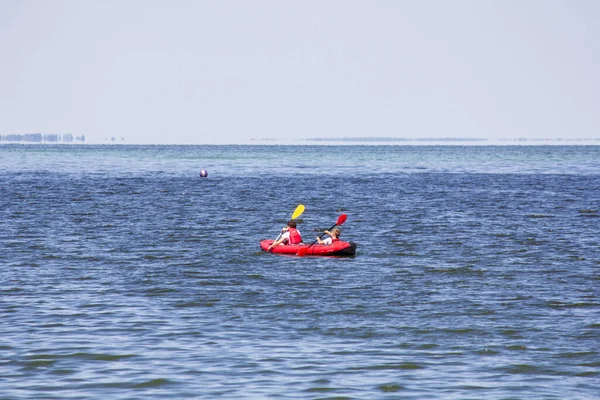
[{"xmin": 1, "ymin": 0, "xmax": 599, "ymax": 144}]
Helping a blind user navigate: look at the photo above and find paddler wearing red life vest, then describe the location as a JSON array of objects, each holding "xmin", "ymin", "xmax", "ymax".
[
  {"xmin": 268, "ymin": 220, "xmax": 303, "ymax": 251},
  {"xmin": 316, "ymin": 227, "xmax": 341, "ymax": 245}
]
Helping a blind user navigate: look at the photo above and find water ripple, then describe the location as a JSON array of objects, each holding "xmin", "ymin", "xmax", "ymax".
[{"xmin": 1, "ymin": 146, "xmax": 599, "ymax": 399}]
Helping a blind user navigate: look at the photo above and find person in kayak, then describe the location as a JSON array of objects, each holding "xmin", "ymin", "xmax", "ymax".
[
  {"xmin": 268, "ymin": 220, "xmax": 303, "ymax": 251},
  {"xmin": 316, "ymin": 228, "xmax": 341, "ymax": 245}
]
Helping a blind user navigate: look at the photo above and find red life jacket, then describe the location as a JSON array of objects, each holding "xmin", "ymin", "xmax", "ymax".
[
  {"xmin": 287, "ymin": 227, "xmax": 302, "ymax": 245},
  {"xmin": 331, "ymin": 237, "xmax": 340, "ymax": 243}
]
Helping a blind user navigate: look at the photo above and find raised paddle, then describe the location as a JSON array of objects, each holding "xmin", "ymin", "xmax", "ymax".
[
  {"xmin": 297, "ymin": 214, "xmax": 347, "ymax": 256},
  {"xmin": 291, "ymin": 204, "xmax": 305, "ymax": 221},
  {"xmin": 271, "ymin": 204, "xmax": 305, "ymax": 249}
]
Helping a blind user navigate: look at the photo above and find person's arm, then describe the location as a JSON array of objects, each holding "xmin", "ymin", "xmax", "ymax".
[
  {"xmin": 268, "ymin": 237, "xmax": 283, "ymax": 250},
  {"xmin": 316, "ymin": 231, "xmax": 333, "ymax": 245},
  {"xmin": 268, "ymin": 231, "xmax": 289, "ymax": 250}
]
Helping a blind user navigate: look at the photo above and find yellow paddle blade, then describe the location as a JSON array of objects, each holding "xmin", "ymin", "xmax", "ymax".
[{"xmin": 291, "ymin": 204, "xmax": 305, "ymax": 220}]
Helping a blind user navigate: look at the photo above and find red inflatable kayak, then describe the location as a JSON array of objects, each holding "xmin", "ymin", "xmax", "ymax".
[{"xmin": 260, "ymin": 239, "xmax": 357, "ymax": 257}]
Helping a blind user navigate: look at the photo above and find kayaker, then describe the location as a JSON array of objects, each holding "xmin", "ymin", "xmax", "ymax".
[
  {"xmin": 316, "ymin": 228, "xmax": 341, "ymax": 245},
  {"xmin": 268, "ymin": 220, "xmax": 303, "ymax": 251}
]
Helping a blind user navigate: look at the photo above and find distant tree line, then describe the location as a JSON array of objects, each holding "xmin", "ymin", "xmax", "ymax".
[
  {"xmin": 0, "ymin": 133, "xmax": 85, "ymax": 143},
  {"xmin": 305, "ymin": 136, "xmax": 488, "ymax": 142}
]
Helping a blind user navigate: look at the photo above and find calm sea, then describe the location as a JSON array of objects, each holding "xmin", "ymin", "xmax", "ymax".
[{"xmin": 1, "ymin": 145, "xmax": 598, "ymax": 399}]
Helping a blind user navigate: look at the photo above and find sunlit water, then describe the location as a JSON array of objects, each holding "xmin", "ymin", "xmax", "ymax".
[{"xmin": 1, "ymin": 145, "xmax": 598, "ymax": 399}]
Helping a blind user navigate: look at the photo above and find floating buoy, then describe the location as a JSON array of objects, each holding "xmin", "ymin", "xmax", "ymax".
[{"xmin": 199, "ymin": 169, "xmax": 208, "ymax": 178}]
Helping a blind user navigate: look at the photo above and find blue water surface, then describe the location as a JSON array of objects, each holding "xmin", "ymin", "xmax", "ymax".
[{"xmin": 0, "ymin": 145, "xmax": 598, "ymax": 399}]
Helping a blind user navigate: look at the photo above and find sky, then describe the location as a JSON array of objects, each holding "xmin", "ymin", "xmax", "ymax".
[{"xmin": 1, "ymin": 0, "xmax": 599, "ymax": 144}]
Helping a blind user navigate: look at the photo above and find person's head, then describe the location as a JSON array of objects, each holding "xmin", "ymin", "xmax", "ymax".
[
  {"xmin": 287, "ymin": 220, "xmax": 297, "ymax": 228},
  {"xmin": 331, "ymin": 228, "xmax": 341, "ymax": 237}
]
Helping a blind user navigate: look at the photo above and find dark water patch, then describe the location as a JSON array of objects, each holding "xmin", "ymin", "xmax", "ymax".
[
  {"xmin": 142, "ymin": 254, "xmax": 175, "ymax": 260},
  {"xmin": 424, "ymin": 265, "xmax": 486, "ymax": 276},
  {"xmin": 575, "ymin": 371, "xmax": 599, "ymax": 377},
  {"xmin": 360, "ymin": 362, "xmax": 425, "ymax": 371},
  {"xmin": 554, "ymin": 351, "xmax": 598, "ymax": 359},
  {"xmin": 322, "ymin": 327, "xmax": 382, "ymax": 339},
  {"xmin": 39, "ymin": 323, "xmax": 67, "ymax": 328},
  {"xmin": 438, "ymin": 327, "xmax": 482, "ymax": 336},
  {"xmin": 146, "ymin": 287, "xmax": 179, "ymax": 296},
  {"xmin": 22, "ymin": 359, "xmax": 56, "ymax": 369},
  {"xmin": 527, "ymin": 214, "xmax": 554, "ymax": 218},
  {"xmin": 304, "ymin": 386, "xmax": 338, "ymax": 393},
  {"xmin": 378, "ymin": 383, "xmax": 405, "ymax": 392},
  {"xmin": 474, "ymin": 348, "xmax": 500, "ymax": 355},
  {"xmin": 26, "ymin": 353, "xmax": 137, "ymax": 362},
  {"xmin": 580, "ymin": 361, "xmax": 600, "ymax": 367},
  {"xmin": 497, "ymin": 363, "xmax": 544, "ymax": 374},
  {"xmin": 133, "ymin": 378, "xmax": 172, "ymax": 388},
  {"xmin": 417, "ymin": 343, "xmax": 439, "ymax": 350},
  {"xmin": 501, "ymin": 330, "xmax": 525, "ymax": 338},
  {"xmin": 48, "ymin": 368, "xmax": 77, "ymax": 375},
  {"xmin": 547, "ymin": 301, "xmax": 600, "ymax": 309},
  {"xmin": 74, "ymin": 276, "xmax": 96, "ymax": 281},
  {"xmin": 70, "ymin": 196, "xmax": 93, "ymax": 202},
  {"xmin": 175, "ymin": 300, "xmax": 220, "ymax": 308},
  {"xmin": 578, "ymin": 213, "xmax": 599, "ymax": 217},
  {"xmin": 1, "ymin": 287, "xmax": 25, "ymax": 294},
  {"xmin": 79, "ymin": 302, "xmax": 114, "ymax": 309},
  {"xmin": 506, "ymin": 345, "xmax": 528, "ymax": 351},
  {"xmin": 519, "ymin": 237, "xmax": 546, "ymax": 245}
]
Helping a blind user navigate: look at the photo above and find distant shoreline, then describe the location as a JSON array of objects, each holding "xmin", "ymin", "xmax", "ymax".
[
  {"xmin": 0, "ymin": 133, "xmax": 85, "ymax": 143},
  {"xmin": 304, "ymin": 137, "xmax": 488, "ymax": 143},
  {"xmin": 1, "ymin": 136, "xmax": 599, "ymax": 145},
  {"xmin": 301, "ymin": 137, "xmax": 600, "ymax": 144}
]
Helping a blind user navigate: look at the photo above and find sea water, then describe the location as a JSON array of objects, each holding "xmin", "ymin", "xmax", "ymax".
[{"xmin": 0, "ymin": 144, "xmax": 598, "ymax": 399}]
